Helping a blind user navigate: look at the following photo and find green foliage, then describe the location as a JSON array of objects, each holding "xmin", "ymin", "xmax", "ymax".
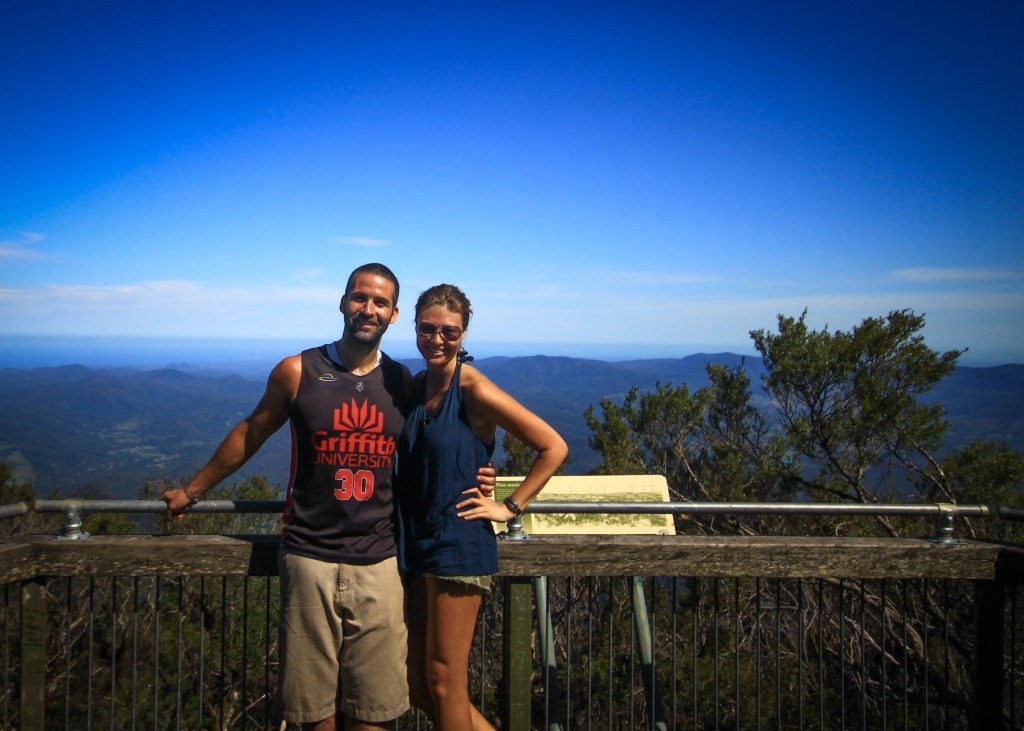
[
  {"xmin": 584, "ymin": 390, "xmax": 648, "ymax": 475},
  {"xmin": 697, "ymin": 363, "xmax": 790, "ymax": 505},
  {"xmin": 0, "ymin": 461, "xmax": 33, "ymax": 504},
  {"xmin": 921, "ymin": 439, "xmax": 1024, "ymax": 542},
  {"xmin": 583, "ymin": 370, "xmax": 789, "ymax": 533},
  {"xmin": 0, "ymin": 462, "xmax": 62, "ymax": 537},
  {"xmin": 750, "ymin": 309, "xmax": 962, "ymax": 505},
  {"xmin": 498, "ymin": 430, "xmax": 570, "ymax": 477},
  {"xmin": 72, "ymin": 484, "xmax": 136, "ymax": 535},
  {"xmin": 936, "ymin": 439, "xmax": 1024, "ymax": 506},
  {"xmin": 581, "ymin": 308, "xmax": 1024, "ymax": 543},
  {"xmin": 498, "ymin": 430, "xmax": 534, "ymax": 476}
]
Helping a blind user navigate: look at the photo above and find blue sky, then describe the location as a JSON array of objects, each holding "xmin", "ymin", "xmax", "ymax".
[{"xmin": 2, "ymin": 1, "xmax": 1022, "ymax": 364}]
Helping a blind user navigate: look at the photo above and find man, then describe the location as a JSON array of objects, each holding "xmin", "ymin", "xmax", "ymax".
[{"xmin": 162, "ymin": 263, "xmax": 494, "ymax": 730}]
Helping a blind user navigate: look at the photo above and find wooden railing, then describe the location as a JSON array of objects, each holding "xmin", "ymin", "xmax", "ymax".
[{"xmin": 3, "ymin": 531, "xmax": 1024, "ymax": 729}]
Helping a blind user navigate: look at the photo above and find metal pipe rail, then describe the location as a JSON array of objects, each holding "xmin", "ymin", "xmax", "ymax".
[
  {"xmin": 523, "ymin": 501, "xmax": 989, "ymax": 517},
  {"xmin": 30, "ymin": 499, "xmax": 285, "ymax": 540},
  {"xmin": 505, "ymin": 501, "xmax": 990, "ymax": 543},
  {"xmin": 27, "ymin": 498, "xmax": 990, "ymax": 518},
  {"xmin": 33, "ymin": 499, "xmax": 283, "ymax": 514},
  {"xmin": 996, "ymin": 505, "xmax": 1024, "ymax": 522},
  {"xmin": 15, "ymin": 498, "xmax": 993, "ymax": 543},
  {"xmin": 0, "ymin": 502, "xmax": 28, "ymax": 519}
]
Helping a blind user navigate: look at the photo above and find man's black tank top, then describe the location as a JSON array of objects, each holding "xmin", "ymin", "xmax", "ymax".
[{"xmin": 281, "ymin": 343, "xmax": 411, "ymax": 563}]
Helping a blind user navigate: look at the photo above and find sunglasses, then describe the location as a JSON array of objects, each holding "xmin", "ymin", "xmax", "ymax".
[{"xmin": 416, "ymin": 322, "xmax": 464, "ymax": 341}]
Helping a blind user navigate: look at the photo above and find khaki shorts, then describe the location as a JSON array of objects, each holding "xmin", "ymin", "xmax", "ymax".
[{"xmin": 276, "ymin": 550, "xmax": 410, "ymax": 724}]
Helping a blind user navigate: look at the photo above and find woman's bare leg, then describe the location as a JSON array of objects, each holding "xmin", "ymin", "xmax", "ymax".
[{"xmin": 424, "ymin": 577, "xmax": 495, "ymax": 730}]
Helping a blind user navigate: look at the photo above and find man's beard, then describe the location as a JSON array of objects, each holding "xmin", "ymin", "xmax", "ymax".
[{"xmin": 343, "ymin": 315, "xmax": 389, "ymax": 348}]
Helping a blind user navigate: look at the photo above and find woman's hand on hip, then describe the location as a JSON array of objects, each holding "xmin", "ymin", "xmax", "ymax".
[{"xmin": 456, "ymin": 487, "xmax": 515, "ymax": 522}]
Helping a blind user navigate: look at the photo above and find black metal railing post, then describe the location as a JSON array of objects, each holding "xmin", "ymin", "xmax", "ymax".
[
  {"xmin": 973, "ymin": 578, "xmax": 1006, "ymax": 730},
  {"xmin": 19, "ymin": 577, "xmax": 45, "ymax": 731},
  {"xmin": 503, "ymin": 576, "xmax": 533, "ymax": 731},
  {"xmin": 534, "ymin": 576, "xmax": 564, "ymax": 730}
]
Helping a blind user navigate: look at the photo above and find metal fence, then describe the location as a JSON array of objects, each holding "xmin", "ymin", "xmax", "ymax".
[
  {"xmin": 2, "ymin": 500, "xmax": 1023, "ymax": 729},
  {"xmin": 3, "ymin": 573, "xmax": 1020, "ymax": 729},
  {"xmin": 532, "ymin": 575, "xmax": 1019, "ymax": 729}
]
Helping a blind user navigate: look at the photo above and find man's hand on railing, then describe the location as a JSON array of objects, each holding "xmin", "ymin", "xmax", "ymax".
[{"xmin": 160, "ymin": 486, "xmax": 200, "ymax": 519}]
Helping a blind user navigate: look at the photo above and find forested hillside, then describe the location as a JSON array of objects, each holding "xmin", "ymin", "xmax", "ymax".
[
  {"xmin": 0, "ymin": 365, "xmax": 291, "ymax": 498},
  {"xmin": 0, "ymin": 345, "xmax": 1021, "ymax": 499}
]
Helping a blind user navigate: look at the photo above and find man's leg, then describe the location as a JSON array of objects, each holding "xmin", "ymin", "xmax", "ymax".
[
  {"xmin": 277, "ymin": 550, "xmax": 345, "ymax": 728},
  {"xmin": 342, "ymin": 717, "xmax": 388, "ymax": 730},
  {"xmin": 296, "ymin": 716, "xmax": 389, "ymax": 730},
  {"xmin": 336, "ymin": 557, "xmax": 411, "ymax": 726}
]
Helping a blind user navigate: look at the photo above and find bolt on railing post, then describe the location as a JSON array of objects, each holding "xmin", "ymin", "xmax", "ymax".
[
  {"xmin": 931, "ymin": 503, "xmax": 957, "ymax": 544},
  {"xmin": 55, "ymin": 502, "xmax": 90, "ymax": 541},
  {"xmin": 501, "ymin": 513, "xmax": 529, "ymax": 541}
]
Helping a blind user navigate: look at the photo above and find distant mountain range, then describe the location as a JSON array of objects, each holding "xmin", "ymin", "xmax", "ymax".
[{"xmin": 1, "ymin": 354, "xmax": 1021, "ymax": 499}]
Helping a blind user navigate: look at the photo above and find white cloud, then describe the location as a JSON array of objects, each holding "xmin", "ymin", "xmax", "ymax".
[
  {"xmin": 335, "ymin": 236, "xmax": 389, "ymax": 248},
  {"xmin": 0, "ymin": 247, "xmax": 43, "ymax": 261},
  {"xmin": 0, "ymin": 231, "xmax": 49, "ymax": 262},
  {"xmin": 39, "ymin": 279, "xmax": 338, "ymax": 306},
  {"xmin": 4, "ymin": 271, "xmax": 1023, "ymax": 362},
  {"xmin": 0, "ymin": 279, "xmax": 346, "ymax": 337},
  {"xmin": 453, "ymin": 269, "xmax": 1024, "ymax": 357},
  {"xmin": 891, "ymin": 267, "xmax": 1021, "ymax": 283},
  {"xmin": 0, "ymin": 287, "xmax": 37, "ymax": 302}
]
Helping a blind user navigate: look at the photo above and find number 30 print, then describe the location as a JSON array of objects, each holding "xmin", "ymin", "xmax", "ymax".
[{"xmin": 333, "ymin": 469, "xmax": 374, "ymax": 500}]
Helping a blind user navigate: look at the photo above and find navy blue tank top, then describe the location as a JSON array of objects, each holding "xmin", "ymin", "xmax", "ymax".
[{"xmin": 395, "ymin": 360, "xmax": 498, "ymax": 576}]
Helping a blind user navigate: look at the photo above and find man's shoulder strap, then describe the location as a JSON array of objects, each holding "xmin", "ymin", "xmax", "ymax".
[
  {"xmin": 379, "ymin": 351, "xmax": 409, "ymax": 379},
  {"xmin": 378, "ymin": 353, "xmax": 413, "ymax": 405},
  {"xmin": 324, "ymin": 341, "xmax": 344, "ymax": 369}
]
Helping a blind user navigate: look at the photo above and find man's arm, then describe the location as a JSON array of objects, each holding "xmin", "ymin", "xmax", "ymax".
[{"xmin": 161, "ymin": 356, "xmax": 301, "ymax": 514}]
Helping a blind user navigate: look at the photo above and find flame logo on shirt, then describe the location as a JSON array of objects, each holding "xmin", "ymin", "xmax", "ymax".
[{"xmin": 333, "ymin": 399, "xmax": 385, "ymax": 433}]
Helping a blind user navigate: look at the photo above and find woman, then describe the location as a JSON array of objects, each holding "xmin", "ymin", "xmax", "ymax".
[{"xmin": 396, "ymin": 283, "xmax": 568, "ymax": 730}]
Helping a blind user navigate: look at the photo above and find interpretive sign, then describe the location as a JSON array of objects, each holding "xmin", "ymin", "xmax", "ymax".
[{"xmin": 494, "ymin": 474, "xmax": 675, "ymax": 535}]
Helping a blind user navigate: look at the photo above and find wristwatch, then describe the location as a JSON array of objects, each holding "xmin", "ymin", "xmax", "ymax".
[{"xmin": 503, "ymin": 496, "xmax": 523, "ymax": 517}]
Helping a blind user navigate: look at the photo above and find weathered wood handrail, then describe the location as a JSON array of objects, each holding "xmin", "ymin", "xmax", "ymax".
[{"xmin": 4, "ymin": 533, "xmax": 1023, "ymax": 583}]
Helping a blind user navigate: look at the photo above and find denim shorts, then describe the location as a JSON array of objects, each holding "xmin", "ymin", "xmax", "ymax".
[{"xmin": 424, "ymin": 572, "xmax": 493, "ymax": 593}]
